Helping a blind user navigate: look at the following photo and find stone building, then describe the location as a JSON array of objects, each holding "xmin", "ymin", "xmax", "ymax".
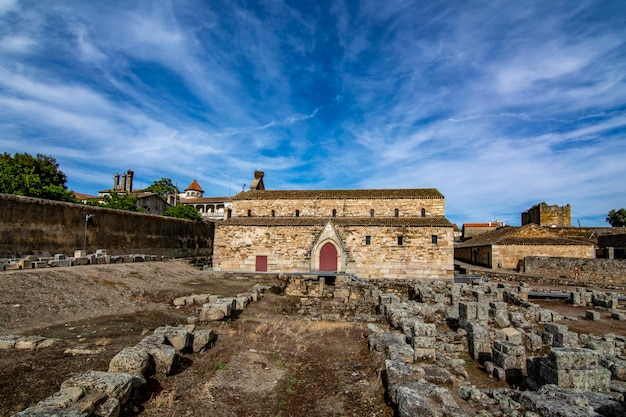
[
  {"xmin": 173, "ymin": 179, "xmax": 232, "ymax": 221},
  {"xmin": 212, "ymin": 171, "xmax": 454, "ymax": 280},
  {"xmin": 455, "ymin": 224, "xmax": 596, "ymax": 270},
  {"xmin": 522, "ymin": 202, "xmax": 571, "ymax": 227}
]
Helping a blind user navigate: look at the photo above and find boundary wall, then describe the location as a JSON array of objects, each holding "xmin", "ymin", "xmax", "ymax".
[
  {"xmin": 0, "ymin": 193, "xmax": 213, "ymax": 258},
  {"xmin": 522, "ymin": 256, "xmax": 626, "ymax": 284}
]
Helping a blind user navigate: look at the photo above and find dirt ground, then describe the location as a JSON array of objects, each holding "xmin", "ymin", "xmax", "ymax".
[
  {"xmin": 1, "ymin": 262, "xmax": 625, "ymax": 417},
  {"xmin": 0, "ymin": 262, "xmax": 392, "ymax": 417}
]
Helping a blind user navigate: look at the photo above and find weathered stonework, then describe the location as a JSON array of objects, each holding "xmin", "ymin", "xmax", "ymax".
[
  {"xmin": 214, "ymin": 177, "xmax": 454, "ymax": 280},
  {"xmin": 213, "ymin": 221, "xmax": 453, "ymax": 279}
]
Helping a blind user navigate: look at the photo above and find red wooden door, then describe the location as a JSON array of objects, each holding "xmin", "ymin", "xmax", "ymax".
[
  {"xmin": 255, "ymin": 255, "xmax": 268, "ymax": 272},
  {"xmin": 319, "ymin": 243, "xmax": 337, "ymax": 272}
]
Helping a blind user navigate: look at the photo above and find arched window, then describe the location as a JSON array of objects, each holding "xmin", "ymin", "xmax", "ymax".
[
  {"xmin": 271, "ymin": 210, "xmax": 275, "ymax": 217},
  {"xmin": 370, "ymin": 209, "xmax": 375, "ymax": 217},
  {"xmin": 332, "ymin": 209, "xmax": 337, "ymax": 217},
  {"xmin": 394, "ymin": 208, "xmax": 399, "ymax": 217},
  {"xmin": 247, "ymin": 209, "xmax": 251, "ymax": 217},
  {"xmin": 421, "ymin": 208, "xmax": 426, "ymax": 217},
  {"xmin": 295, "ymin": 209, "xmax": 300, "ymax": 217}
]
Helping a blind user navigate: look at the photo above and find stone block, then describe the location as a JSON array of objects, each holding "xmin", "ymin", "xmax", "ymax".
[
  {"xmin": 15, "ymin": 335, "xmax": 46, "ymax": 350},
  {"xmin": 108, "ymin": 346, "xmax": 151, "ymax": 375},
  {"xmin": 412, "ymin": 336, "xmax": 435, "ymax": 349},
  {"xmin": 500, "ymin": 327, "xmax": 523, "ymax": 344},
  {"xmin": 586, "ymin": 310, "xmax": 601, "ymax": 321},
  {"xmin": 544, "ymin": 323, "xmax": 568, "ymax": 335},
  {"xmin": 459, "ymin": 302, "xmax": 477, "ymax": 320},
  {"xmin": 554, "ymin": 331, "xmax": 580, "ymax": 348},
  {"xmin": 587, "ymin": 340, "xmax": 616, "ymax": 357},
  {"xmin": 494, "ymin": 340, "xmax": 525, "ymax": 356},
  {"xmin": 18, "ymin": 259, "xmax": 33, "ymax": 269},
  {"xmin": 524, "ymin": 332, "xmax": 543, "ymax": 352},
  {"xmin": 493, "ymin": 349, "xmax": 525, "ymax": 370},
  {"xmin": 0, "ymin": 335, "xmax": 20, "ymax": 349},
  {"xmin": 412, "ymin": 322, "xmax": 436, "ymax": 337},
  {"xmin": 48, "ymin": 259, "xmax": 72, "ymax": 267},
  {"xmin": 494, "ymin": 311, "xmax": 511, "ymax": 328},
  {"xmin": 61, "ymin": 371, "xmax": 136, "ymax": 403},
  {"xmin": 137, "ymin": 336, "xmax": 177, "ymax": 376},
  {"xmin": 548, "ymin": 347, "xmax": 600, "ymax": 370},
  {"xmin": 493, "ymin": 364, "xmax": 507, "ymax": 380},
  {"xmin": 413, "ymin": 348, "xmax": 436, "ymax": 362},
  {"xmin": 94, "ymin": 397, "xmax": 120, "ymax": 417},
  {"xmin": 73, "ymin": 257, "xmax": 90, "ymax": 266},
  {"xmin": 154, "ymin": 326, "xmax": 192, "ymax": 352},
  {"xmin": 192, "ymin": 329, "xmax": 216, "ymax": 353}
]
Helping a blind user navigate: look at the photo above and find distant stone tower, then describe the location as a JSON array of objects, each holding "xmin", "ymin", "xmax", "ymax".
[
  {"xmin": 521, "ymin": 202, "xmax": 571, "ymax": 227},
  {"xmin": 113, "ymin": 169, "xmax": 134, "ymax": 193},
  {"xmin": 250, "ymin": 170, "xmax": 265, "ymax": 190}
]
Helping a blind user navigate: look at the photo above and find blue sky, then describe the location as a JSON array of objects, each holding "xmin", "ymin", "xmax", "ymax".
[{"xmin": 1, "ymin": 0, "xmax": 625, "ymax": 226}]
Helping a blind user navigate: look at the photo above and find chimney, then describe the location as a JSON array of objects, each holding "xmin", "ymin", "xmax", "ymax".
[
  {"xmin": 114, "ymin": 173, "xmax": 120, "ymax": 190},
  {"xmin": 127, "ymin": 169, "xmax": 134, "ymax": 192}
]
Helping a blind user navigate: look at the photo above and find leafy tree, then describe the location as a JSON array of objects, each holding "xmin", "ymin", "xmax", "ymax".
[
  {"xmin": 606, "ymin": 209, "xmax": 626, "ymax": 227},
  {"xmin": 144, "ymin": 178, "xmax": 179, "ymax": 198},
  {"xmin": 88, "ymin": 192, "xmax": 139, "ymax": 212},
  {"xmin": 0, "ymin": 152, "xmax": 76, "ymax": 202},
  {"xmin": 163, "ymin": 204, "xmax": 202, "ymax": 221}
]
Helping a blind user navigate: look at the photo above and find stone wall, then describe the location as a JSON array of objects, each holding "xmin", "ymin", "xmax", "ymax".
[
  {"xmin": 213, "ymin": 223, "xmax": 454, "ymax": 279},
  {"xmin": 523, "ymin": 256, "xmax": 626, "ymax": 283},
  {"xmin": 0, "ymin": 194, "xmax": 213, "ymax": 258},
  {"xmin": 522, "ymin": 203, "xmax": 571, "ymax": 227},
  {"xmin": 496, "ymin": 245, "xmax": 595, "ymax": 270},
  {"xmin": 455, "ymin": 244, "xmax": 595, "ymax": 270},
  {"xmin": 233, "ymin": 197, "xmax": 445, "ymax": 218}
]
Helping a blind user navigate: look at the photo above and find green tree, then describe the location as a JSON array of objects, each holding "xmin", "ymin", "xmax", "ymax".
[
  {"xmin": 163, "ymin": 204, "xmax": 202, "ymax": 221},
  {"xmin": 144, "ymin": 178, "xmax": 179, "ymax": 198},
  {"xmin": 606, "ymin": 209, "xmax": 626, "ymax": 227},
  {"xmin": 88, "ymin": 192, "xmax": 139, "ymax": 212},
  {"xmin": 0, "ymin": 152, "xmax": 76, "ymax": 202}
]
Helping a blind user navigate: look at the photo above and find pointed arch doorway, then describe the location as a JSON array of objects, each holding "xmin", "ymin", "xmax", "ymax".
[{"xmin": 319, "ymin": 242, "xmax": 338, "ymax": 272}]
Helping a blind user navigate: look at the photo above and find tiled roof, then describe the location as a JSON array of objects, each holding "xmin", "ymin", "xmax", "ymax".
[
  {"xmin": 463, "ymin": 223, "xmax": 499, "ymax": 228},
  {"xmin": 456, "ymin": 224, "xmax": 595, "ymax": 247},
  {"xmin": 185, "ymin": 179, "xmax": 204, "ymax": 192},
  {"xmin": 233, "ymin": 188, "xmax": 444, "ymax": 200},
  {"xmin": 73, "ymin": 192, "xmax": 98, "ymax": 200},
  {"xmin": 180, "ymin": 197, "xmax": 232, "ymax": 203},
  {"xmin": 218, "ymin": 216, "xmax": 453, "ymax": 227}
]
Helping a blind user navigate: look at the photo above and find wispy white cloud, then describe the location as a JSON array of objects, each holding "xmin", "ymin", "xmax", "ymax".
[{"xmin": 0, "ymin": 0, "xmax": 625, "ymax": 225}]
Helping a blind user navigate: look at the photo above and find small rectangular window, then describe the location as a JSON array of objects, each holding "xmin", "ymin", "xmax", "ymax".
[
  {"xmin": 365, "ymin": 236, "xmax": 371, "ymax": 245},
  {"xmin": 398, "ymin": 236, "xmax": 403, "ymax": 246},
  {"xmin": 431, "ymin": 235, "xmax": 438, "ymax": 244}
]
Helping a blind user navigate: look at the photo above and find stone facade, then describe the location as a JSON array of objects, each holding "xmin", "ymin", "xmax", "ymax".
[
  {"xmin": 213, "ymin": 173, "xmax": 454, "ymax": 280},
  {"xmin": 233, "ymin": 190, "xmax": 445, "ymax": 218},
  {"xmin": 214, "ymin": 219, "xmax": 453, "ymax": 279},
  {"xmin": 522, "ymin": 202, "xmax": 571, "ymax": 227}
]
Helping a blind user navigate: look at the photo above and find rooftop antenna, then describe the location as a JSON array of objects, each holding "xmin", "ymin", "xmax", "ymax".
[{"xmin": 242, "ymin": 183, "xmax": 247, "ymax": 192}]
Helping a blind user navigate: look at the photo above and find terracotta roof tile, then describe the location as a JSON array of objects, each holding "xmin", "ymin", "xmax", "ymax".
[
  {"xmin": 185, "ymin": 179, "xmax": 204, "ymax": 192},
  {"xmin": 233, "ymin": 188, "xmax": 444, "ymax": 200},
  {"xmin": 456, "ymin": 224, "xmax": 595, "ymax": 247}
]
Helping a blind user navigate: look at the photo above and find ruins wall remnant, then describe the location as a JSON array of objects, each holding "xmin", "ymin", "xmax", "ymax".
[
  {"xmin": 0, "ymin": 193, "xmax": 213, "ymax": 258},
  {"xmin": 522, "ymin": 202, "xmax": 571, "ymax": 227},
  {"xmin": 523, "ymin": 256, "xmax": 626, "ymax": 283}
]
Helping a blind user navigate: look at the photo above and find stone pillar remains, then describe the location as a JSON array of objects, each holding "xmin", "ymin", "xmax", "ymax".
[{"xmin": 530, "ymin": 347, "xmax": 611, "ymax": 393}]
